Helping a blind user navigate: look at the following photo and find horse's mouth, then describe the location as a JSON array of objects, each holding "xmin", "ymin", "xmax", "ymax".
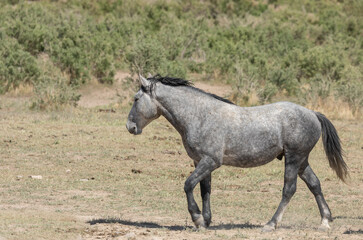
[
  {"xmin": 128, "ymin": 128, "xmax": 141, "ymax": 135},
  {"xmin": 126, "ymin": 124, "xmax": 142, "ymax": 135}
]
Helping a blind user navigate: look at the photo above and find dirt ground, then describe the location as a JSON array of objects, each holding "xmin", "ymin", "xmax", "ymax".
[{"xmin": 0, "ymin": 78, "xmax": 362, "ymax": 239}]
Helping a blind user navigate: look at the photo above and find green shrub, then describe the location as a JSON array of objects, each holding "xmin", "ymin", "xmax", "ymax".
[
  {"xmin": 337, "ymin": 67, "xmax": 363, "ymax": 115},
  {"xmin": 230, "ymin": 61, "xmax": 258, "ymax": 105},
  {"xmin": 50, "ymin": 20, "xmax": 92, "ymax": 86},
  {"xmin": 126, "ymin": 35, "xmax": 167, "ymax": 75},
  {"xmin": 0, "ymin": 0, "xmax": 361, "ymax": 113},
  {"xmin": 31, "ymin": 57, "xmax": 80, "ymax": 110},
  {"xmin": 125, "ymin": 32, "xmax": 188, "ymax": 78},
  {"xmin": 1, "ymin": 3, "xmax": 120, "ymax": 86},
  {"xmin": 267, "ymin": 66, "xmax": 299, "ymax": 96},
  {"xmin": 4, "ymin": 3, "xmax": 57, "ymax": 55},
  {"xmin": 299, "ymin": 46, "xmax": 344, "ymax": 81},
  {"xmin": 258, "ymin": 82, "xmax": 278, "ymax": 104},
  {"xmin": 0, "ymin": 34, "xmax": 40, "ymax": 93}
]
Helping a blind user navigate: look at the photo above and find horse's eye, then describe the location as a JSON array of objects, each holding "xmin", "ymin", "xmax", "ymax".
[{"xmin": 141, "ymin": 85, "xmax": 151, "ymax": 93}]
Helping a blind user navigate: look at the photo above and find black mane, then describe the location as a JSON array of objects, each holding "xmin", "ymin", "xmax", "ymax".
[
  {"xmin": 147, "ymin": 75, "xmax": 234, "ymax": 105},
  {"xmin": 148, "ymin": 74, "xmax": 193, "ymax": 87}
]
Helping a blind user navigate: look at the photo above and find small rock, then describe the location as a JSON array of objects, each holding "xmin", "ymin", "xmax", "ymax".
[
  {"xmin": 66, "ymin": 169, "xmax": 71, "ymax": 173},
  {"xmin": 162, "ymin": 150, "xmax": 176, "ymax": 155},
  {"xmin": 98, "ymin": 108, "xmax": 116, "ymax": 113},
  {"xmin": 80, "ymin": 178, "xmax": 89, "ymax": 182},
  {"xmin": 16, "ymin": 175, "xmax": 23, "ymax": 180},
  {"xmin": 29, "ymin": 175, "xmax": 42, "ymax": 180},
  {"xmin": 151, "ymin": 237, "xmax": 163, "ymax": 240},
  {"xmin": 125, "ymin": 232, "xmax": 136, "ymax": 240},
  {"xmin": 131, "ymin": 169, "xmax": 142, "ymax": 174}
]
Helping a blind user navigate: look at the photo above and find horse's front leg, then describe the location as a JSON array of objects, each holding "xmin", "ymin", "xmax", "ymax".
[
  {"xmin": 184, "ymin": 157, "xmax": 219, "ymax": 228},
  {"xmin": 200, "ymin": 173, "xmax": 212, "ymax": 227}
]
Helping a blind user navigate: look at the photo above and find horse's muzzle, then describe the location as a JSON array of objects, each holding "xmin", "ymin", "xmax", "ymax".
[{"xmin": 126, "ymin": 121, "xmax": 141, "ymax": 135}]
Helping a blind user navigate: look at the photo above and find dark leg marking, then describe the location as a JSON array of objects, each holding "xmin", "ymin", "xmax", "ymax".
[{"xmin": 200, "ymin": 173, "xmax": 212, "ymax": 227}]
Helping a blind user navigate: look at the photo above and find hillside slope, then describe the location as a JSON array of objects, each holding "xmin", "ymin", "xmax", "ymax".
[{"xmin": 0, "ymin": 0, "xmax": 362, "ymax": 114}]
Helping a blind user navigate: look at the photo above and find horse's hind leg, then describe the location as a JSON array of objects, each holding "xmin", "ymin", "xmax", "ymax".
[
  {"xmin": 298, "ymin": 160, "xmax": 332, "ymax": 231},
  {"xmin": 262, "ymin": 156, "xmax": 301, "ymax": 232}
]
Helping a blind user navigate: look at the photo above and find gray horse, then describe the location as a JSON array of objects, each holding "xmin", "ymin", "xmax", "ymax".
[{"xmin": 126, "ymin": 74, "xmax": 348, "ymax": 231}]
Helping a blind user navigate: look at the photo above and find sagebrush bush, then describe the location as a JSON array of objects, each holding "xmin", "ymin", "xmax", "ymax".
[
  {"xmin": 337, "ymin": 67, "xmax": 363, "ymax": 115},
  {"xmin": 126, "ymin": 35, "xmax": 168, "ymax": 76},
  {"xmin": 31, "ymin": 56, "xmax": 80, "ymax": 110},
  {"xmin": 298, "ymin": 46, "xmax": 344, "ymax": 81},
  {"xmin": 1, "ymin": 3, "xmax": 120, "ymax": 86},
  {"xmin": 0, "ymin": 0, "xmax": 361, "ymax": 113},
  {"xmin": 0, "ymin": 33, "xmax": 40, "ymax": 93}
]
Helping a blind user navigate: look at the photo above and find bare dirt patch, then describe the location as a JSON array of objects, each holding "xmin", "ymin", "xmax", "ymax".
[{"xmin": 78, "ymin": 71, "xmax": 131, "ymax": 108}]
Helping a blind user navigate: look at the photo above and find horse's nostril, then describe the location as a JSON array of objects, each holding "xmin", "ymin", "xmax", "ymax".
[{"xmin": 126, "ymin": 122, "xmax": 137, "ymax": 134}]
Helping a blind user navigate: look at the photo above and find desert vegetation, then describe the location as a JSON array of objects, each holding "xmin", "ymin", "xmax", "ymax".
[{"xmin": 0, "ymin": 0, "xmax": 362, "ymax": 115}]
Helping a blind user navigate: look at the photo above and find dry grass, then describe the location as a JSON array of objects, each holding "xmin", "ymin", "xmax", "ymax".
[
  {"xmin": 305, "ymin": 97, "xmax": 361, "ymax": 121},
  {"xmin": 0, "ymin": 96, "xmax": 362, "ymax": 239}
]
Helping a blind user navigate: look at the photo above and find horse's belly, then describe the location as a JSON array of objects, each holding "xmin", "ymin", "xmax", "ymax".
[
  {"xmin": 223, "ymin": 156, "xmax": 275, "ymax": 168},
  {"xmin": 222, "ymin": 146, "xmax": 282, "ymax": 168}
]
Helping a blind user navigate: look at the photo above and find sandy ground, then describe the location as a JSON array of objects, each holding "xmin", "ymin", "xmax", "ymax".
[{"xmin": 0, "ymin": 74, "xmax": 362, "ymax": 240}]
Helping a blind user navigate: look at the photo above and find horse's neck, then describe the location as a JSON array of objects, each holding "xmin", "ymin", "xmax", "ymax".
[{"xmin": 155, "ymin": 85, "xmax": 206, "ymax": 134}]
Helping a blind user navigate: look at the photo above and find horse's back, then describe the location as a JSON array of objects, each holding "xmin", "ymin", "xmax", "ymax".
[
  {"xmin": 221, "ymin": 102, "xmax": 321, "ymax": 167},
  {"xmin": 245, "ymin": 102, "xmax": 321, "ymax": 146}
]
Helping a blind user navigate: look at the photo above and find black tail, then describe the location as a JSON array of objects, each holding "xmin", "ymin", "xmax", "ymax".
[{"xmin": 315, "ymin": 112, "xmax": 349, "ymax": 182}]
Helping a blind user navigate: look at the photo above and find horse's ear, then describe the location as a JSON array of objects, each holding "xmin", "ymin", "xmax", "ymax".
[{"xmin": 139, "ymin": 74, "xmax": 151, "ymax": 88}]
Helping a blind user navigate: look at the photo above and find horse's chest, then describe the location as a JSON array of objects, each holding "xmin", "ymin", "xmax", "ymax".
[
  {"xmin": 181, "ymin": 135, "xmax": 223, "ymax": 163},
  {"xmin": 181, "ymin": 137, "xmax": 203, "ymax": 161}
]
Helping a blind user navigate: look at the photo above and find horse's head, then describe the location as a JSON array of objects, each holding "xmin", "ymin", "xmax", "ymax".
[{"xmin": 126, "ymin": 75, "xmax": 161, "ymax": 135}]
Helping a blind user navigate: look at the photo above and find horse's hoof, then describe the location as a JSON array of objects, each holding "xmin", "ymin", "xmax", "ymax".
[
  {"xmin": 197, "ymin": 225, "xmax": 207, "ymax": 231},
  {"xmin": 318, "ymin": 218, "xmax": 331, "ymax": 232},
  {"xmin": 193, "ymin": 215, "xmax": 206, "ymax": 229},
  {"xmin": 318, "ymin": 224, "xmax": 331, "ymax": 232},
  {"xmin": 261, "ymin": 224, "xmax": 275, "ymax": 232}
]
